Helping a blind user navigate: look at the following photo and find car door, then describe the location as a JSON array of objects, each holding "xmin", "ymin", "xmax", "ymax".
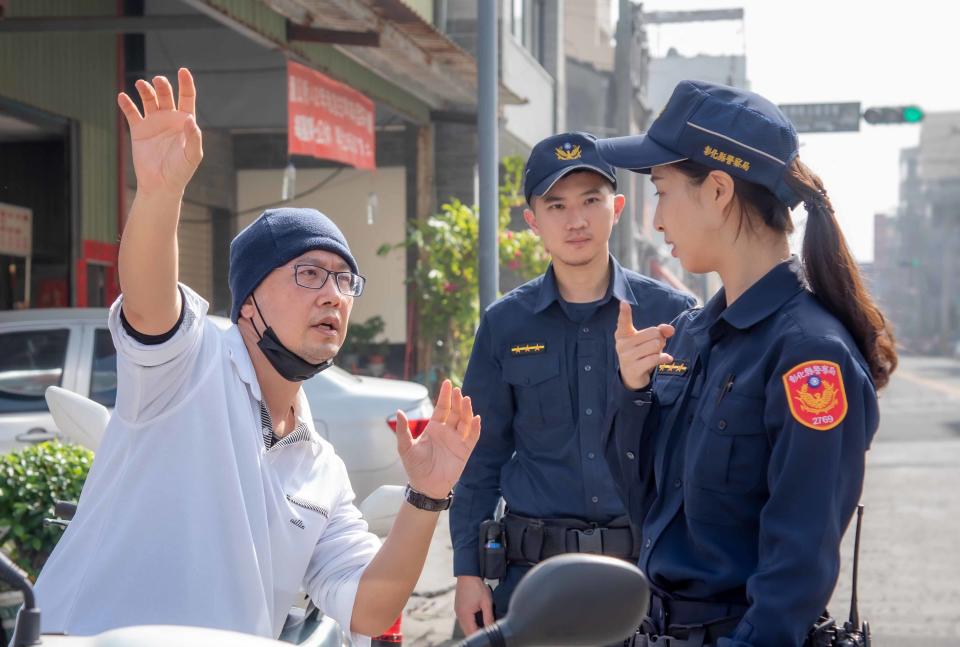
[{"xmin": 0, "ymin": 322, "xmax": 83, "ymax": 453}]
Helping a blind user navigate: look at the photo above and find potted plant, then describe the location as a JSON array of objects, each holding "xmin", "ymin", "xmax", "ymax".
[
  {"xmin": 0, "ymin": 441, "xmax": 93, "ymax": 640},
  {"xmin": 341, "ymin": 315, "xmax": 387, "ymax": 375}
]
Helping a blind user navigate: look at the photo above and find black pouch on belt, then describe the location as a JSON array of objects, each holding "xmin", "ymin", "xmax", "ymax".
[{"xmin": 478, "ymin": 519, "xmax": 507, "ymax": 581}]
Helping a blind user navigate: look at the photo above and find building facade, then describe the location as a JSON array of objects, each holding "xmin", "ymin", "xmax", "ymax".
[{"xmin": 873, "ymin": 114, "xmax": 960, "ymax": 354}]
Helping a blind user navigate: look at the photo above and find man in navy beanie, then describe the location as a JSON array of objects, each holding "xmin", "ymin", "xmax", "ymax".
[{"xmin": 34, "ymin": 69, "xmax": 481, "ymax": 645}]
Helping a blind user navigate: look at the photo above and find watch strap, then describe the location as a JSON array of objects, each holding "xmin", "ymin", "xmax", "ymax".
[{"xmin": 404, "ymin": 484, "xmax": 453, "ymax": 512}]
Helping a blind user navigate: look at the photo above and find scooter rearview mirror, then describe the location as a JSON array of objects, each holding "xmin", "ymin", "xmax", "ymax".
[
  {"xmin": 461, "ymin": 553, "xmax": 650, "ymax": 647},
  {"xmin": 358, "ymin": 485, "xmax": 405, "ymax": 538},
  {"xmin": 45, "ymin": 385, "xmax": 110, "ymax": 451}
]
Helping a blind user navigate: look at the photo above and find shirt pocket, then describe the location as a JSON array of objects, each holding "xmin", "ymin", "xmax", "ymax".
[
  {"xmin": 689, "ymin": 393, "xmax": 769, "ymax": 495},
  {"xmin": 284, "ymin": 493, "xmax": 332, "ymax": 548},
  {"xmin": 502, "ymin": 353, "xmax": 571, "ymax": 426}
]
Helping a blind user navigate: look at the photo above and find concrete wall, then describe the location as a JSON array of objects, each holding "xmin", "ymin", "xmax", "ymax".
[
  {"xmin": 647, "ymin": 52, "xmax": 748, "ymax": 108},
  {"xmin": 145, "ymin": 0, "xmax": 288, "ymax": 131},
  {"xmin": 0, "ymin": 0, "xmax": 119, "ymax": 245},
  {"xmin": 565, "ymin": 0, "xmax": 614, "ymax": 73},
  {"xmin": 566, "ymin": 58, "xmax": 614, "ymax": 137},
  {"xmin": 442, "ymin": 0, "xmax": 480, "ymax": 56},
  {"xmin": 540, "ymin": 0, "xmax": 566, "ymax": 132},
  {"xmin": 501, "ymin": 35, "xmax": 556, "ymax": 149},
  {"xmin": 501, "ymin": 4, "xmax": 557, "ymax": 150},
  {"xmin": 405, "ymin": 0, "xmax": 436, "ymax": 24},
  {"xmin": 918, "ymin": 112, "xmax": 960, "ymax": 183},
  {"xmin": 434, "ymin": 122, "xmax": 477, "ymax": 207}
]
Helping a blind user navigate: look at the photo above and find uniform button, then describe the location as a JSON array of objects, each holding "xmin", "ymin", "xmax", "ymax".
[
  {"xmin": 591, "ymin": 496, "xmax": 599, "ymax": 503},
  {"xmin": 626, "ymin": 451, "xmax": 636, "ymax": 460},
  {"xmin": 588, "ymin": 452, "xmax": 596, "ymax": 460},
  {"xmin": 718, "ymin": 420, "xmax": 728, "ymax": 430},
  {"xmin": 644, "ymin": 538, "xmax": 652, "ymax": 548},
  {"xmin": 585, "ymin": 408, "xmax": 593, "ymax": 416},
  {"xmin": 584, "ymin": 364, "xmax": 592, "ymax": 372},
  {"xmin": 673, "ymin": 478, "xmax": 682, "ymax": 488},
  {"xmin": 583, "ymin": 327, "xmax": 590, "ymax": 333},
  {"xmin": 523, "ymin": 377, "xmax": 531, "ymax": 385}
]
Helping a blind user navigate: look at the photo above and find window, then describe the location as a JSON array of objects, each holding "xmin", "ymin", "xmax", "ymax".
[
  {"xmin": 510, "ymin": 0, "xmax": 545, "ymax": 62},
  {"xmin": 87, "ymin": 263, "xmax": 109, "ymax": 307},
  {"xmin": 0, "ymin": 329, "xmax": 70, "ymax": 413},
  {"xmin": 89, "ymin": 329, "xmax": 117, "ymax": 408},
  {"xmin": 511, "ymin": 0, "xmax": 524, "ymax": 41}
]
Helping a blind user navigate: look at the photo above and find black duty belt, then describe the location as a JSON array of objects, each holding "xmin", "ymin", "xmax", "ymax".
[
  {"xmin": 502, "ymin": 512, "xmax": 640, "ymax": 564},
  {"xmin": 627, "ymin": 591, "xmax": 748, "ymax": 647}
]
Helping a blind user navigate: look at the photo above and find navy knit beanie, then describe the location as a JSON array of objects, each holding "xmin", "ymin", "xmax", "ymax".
[{"xmin": 228, "ymin": 208, "xmax": 359, "ymax": 322}]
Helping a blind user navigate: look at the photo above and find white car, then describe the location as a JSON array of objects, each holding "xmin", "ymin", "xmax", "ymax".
[{"xmin": 0, "ymin": 308, "xmax": 432, "ymax": 502}]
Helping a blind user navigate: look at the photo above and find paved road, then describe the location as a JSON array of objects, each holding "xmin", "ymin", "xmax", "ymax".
[
  {"xmin": 829, "ymin": 355, "xmax": 960, "ymax": 646},
  {"xmin": 402, "ymin": 354, "xmax": 960, "ymax": 646}
]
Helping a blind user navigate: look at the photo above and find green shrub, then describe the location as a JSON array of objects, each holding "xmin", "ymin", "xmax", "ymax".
[{"xmin": 0, "ymin": 442, "xmax": 93, "ymax": 580}]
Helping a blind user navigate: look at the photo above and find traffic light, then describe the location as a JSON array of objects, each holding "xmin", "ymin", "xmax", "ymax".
[{"xmin": 862, "ymin": 105, "xmax": 924, "ymax": 125}]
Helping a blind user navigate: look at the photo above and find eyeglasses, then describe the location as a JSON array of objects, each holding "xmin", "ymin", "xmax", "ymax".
[{"xmin": 293, "ymin": 264, "xmax": 366, "ymax": 297}]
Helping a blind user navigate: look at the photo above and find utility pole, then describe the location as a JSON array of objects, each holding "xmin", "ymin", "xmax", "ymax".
[
  {"xmin": 477, "ymin": 0, "xmax": 499, "ymax": 311},
  {"xmin": 632, "ymin": 2, "xmax": 655, "ymax": 272},
  {"xmin": 611, "ymin": 0, "xmax": 637, "ymax": 270},
  {"xmin": 941, "ymin": 216, "xmax": 958, "ymax": 354}
]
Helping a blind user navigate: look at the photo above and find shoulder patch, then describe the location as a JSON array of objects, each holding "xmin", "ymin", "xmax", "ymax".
[{"xmin": 782, "ymin": 360, "xmax": 848, "ymax": 431}]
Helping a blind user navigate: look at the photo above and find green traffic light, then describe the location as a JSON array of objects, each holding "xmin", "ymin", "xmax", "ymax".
[{"xmin": 902, "ymin": 106, "xmax": 924, "ymax": 123}]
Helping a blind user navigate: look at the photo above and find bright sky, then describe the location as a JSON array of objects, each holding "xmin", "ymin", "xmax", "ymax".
[{"xmin": 615, "ymin": 0, "xmax": 959, "ymax": 261}]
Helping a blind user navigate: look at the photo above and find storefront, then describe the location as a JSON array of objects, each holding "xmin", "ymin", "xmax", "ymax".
[{"xmin": 0, "ymin": 0, "xmax": 121, "ymax": 310}]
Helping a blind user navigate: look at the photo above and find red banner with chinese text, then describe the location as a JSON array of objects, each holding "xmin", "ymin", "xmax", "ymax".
[{"xmin": 287, "ymin": 61, "xmax": 376, "ymax": 170}]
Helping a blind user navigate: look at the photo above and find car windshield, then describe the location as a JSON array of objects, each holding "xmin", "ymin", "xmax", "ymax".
[{"xmin": 0, "ymin": 328, "xmax": 70, "ymax": 413}]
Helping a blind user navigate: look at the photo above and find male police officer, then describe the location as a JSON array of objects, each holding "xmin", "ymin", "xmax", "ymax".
[
  {"xmin": 450, "ymin": 132, "xmax": 696, "ymax": 634},
  {"xmin": 34, "ymin": 69, "xmax": 480, "ymax": 644}
]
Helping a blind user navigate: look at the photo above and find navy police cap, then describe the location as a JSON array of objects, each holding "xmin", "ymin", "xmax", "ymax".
[
  {"xmin": 523, "ymin": 131, "xmax": 618, "ymax": 205},
  {"xmin": 596, "ymin": 80, "xmax": 803, "ymax": 208}
]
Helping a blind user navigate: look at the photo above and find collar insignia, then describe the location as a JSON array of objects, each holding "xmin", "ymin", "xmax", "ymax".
[
  {"xmin": 511, "ymin": 342, "xmax": 546, "ymax": 356},
  {"xmin": 658, "ymin": 360, "xmax": 689, "ymax": 377}
]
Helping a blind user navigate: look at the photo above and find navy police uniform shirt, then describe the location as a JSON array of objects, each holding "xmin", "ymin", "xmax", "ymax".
[
  {"xmin": 450, "ymin": 256, "xmax": 694, "ymax": 577},
  {"xmin": 605, "ymin": 258, "xmax": 880, "ymax": 647}
]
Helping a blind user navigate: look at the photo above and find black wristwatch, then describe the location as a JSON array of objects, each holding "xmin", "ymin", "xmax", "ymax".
[{"xmin": 404, "ymin": 484, "xmax": 453, "ymax": 512}]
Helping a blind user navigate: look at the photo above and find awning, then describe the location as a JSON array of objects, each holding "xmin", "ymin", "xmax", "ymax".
[{"xmin": 258, "ymin": 0, "xmax": 523, "ymax": 111}]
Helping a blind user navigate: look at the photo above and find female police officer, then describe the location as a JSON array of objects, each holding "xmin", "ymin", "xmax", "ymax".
[{"xmin": 596, "ymin": 80, "xmax": 897, "ymax": 647}]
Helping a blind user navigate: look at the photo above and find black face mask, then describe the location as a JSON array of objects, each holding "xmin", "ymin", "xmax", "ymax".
[{"xmin": 250, "ymin": 295, "xmax": 332, "ymax": 382}]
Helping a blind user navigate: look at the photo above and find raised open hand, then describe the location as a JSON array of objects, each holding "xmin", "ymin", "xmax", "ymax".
[
  {"xmin": 117, "ymin": 68, "xmax": 202, "ymax": 196},
  {"xmin": 395, "ymin": 380, "xmax": 481, "ymax": 500}
]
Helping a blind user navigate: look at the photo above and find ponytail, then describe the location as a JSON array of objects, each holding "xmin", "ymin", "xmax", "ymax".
[
  {"xmin": 671, "ymin": 157, "xmax": 898, "ymax": 388},
  {"xmin": 786, "ymin": 160, "xmax": 898, "ymax": 388}
]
